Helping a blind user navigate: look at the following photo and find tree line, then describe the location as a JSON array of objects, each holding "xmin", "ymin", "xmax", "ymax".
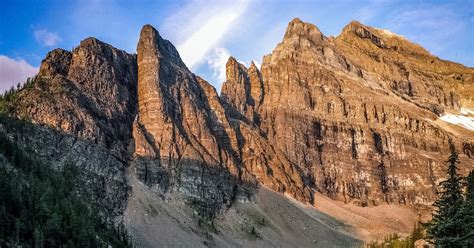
[
  {"xmin": 367, "ymin": 151, "xmax": 473, "ymax": 248},
  {"xmin": 0, "ymin": 122, "xmax": 132, "ymax": 247},
  {"xmin": 427, "ymin": 152, "xmax": 473, "ymax": 247}
]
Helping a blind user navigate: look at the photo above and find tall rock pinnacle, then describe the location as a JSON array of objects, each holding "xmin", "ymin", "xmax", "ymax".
[
  {"xmin": 134, "ymin": 24, "xmax": 242, "ymax": 218},
  {"xmin": 6, "ymin": 19, "xmax": 472, "ymax": 242}
]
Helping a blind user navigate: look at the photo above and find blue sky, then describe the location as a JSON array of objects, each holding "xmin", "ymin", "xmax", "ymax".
[{"xmin": 0, "ymin": 0, "xmax": 473, "ymax": 93}]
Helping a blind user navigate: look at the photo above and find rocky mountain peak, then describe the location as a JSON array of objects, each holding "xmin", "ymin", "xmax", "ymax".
[
  {"xmin": 134, "ymin": 24, "xmax": 247, "ymax": 217},
  {"xmin": 73, "ymin": 36, "xmax": 134, "ymax": 59},
  {"xmin": 79, "ymin": 37, "xmax": 105, "ymax": 47},
  {"xmin": 137, "ymin": 24, "xmax": 186, "ymax": 70},
  {"xmin": 334, "ymin": 20, "xmax": 472, "ymax": 111},
  {"xmin": 225, "ymin": 56, "xmax": 240, "ymax": 68},
  {"xmin": 338, "ymin": 20, "xmax": 431, "ymax": 57},
  {"xmin": 283, "ymin": 17, "xmax": 324, "ymax": 44},
  {"xmin": 229, "ymin": 17, "xmax": 473, "ymax": 210},
  {"xmin": 4, "ymin": 18, "xmax": 473, "ymax": 246},
  {"xmin": 138, "ymin": 24, "xmax": 160, "ymax": 51},
  {"xmin": 38, "ymin": 48, "xmax": 72, "ymax": 78},
  {"xmin": 339, "ymin": 20, "xmax": 389, "ymax": 49},
  {"xmin": 249, "ymin": 61, "xmax": 260, "ymax": 71},
  {"xmin": 225, "ymin": 57, "xmax": 246, "ymax": 79}
]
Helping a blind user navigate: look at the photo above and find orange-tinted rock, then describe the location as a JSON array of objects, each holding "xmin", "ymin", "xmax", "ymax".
[
  {"xmin": 135, "ymin": 24, "xmax": 243, "ymax": 217},
  {"xmin": 8, "ymin": 19, "xmax": 473, "ymax": 222},
  {"xmin": 222, "ymin": 18, "xmax": 474, "ymax": 206}
]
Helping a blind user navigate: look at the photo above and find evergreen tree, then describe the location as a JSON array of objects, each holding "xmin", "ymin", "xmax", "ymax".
[
  {"xmin": 458, "ymin": 171, "xmax": 474, "ymax": 246},
  {"xmin": 0, "ymin": 122, "xmax": 132, "ymax": 247},
  {"xmin": 427, "ymin": 151, "xmax": 464, "ymax": 247},
  {"xmin": 410, "ymin": 222, "xmax": 423, "ymax": 244}
]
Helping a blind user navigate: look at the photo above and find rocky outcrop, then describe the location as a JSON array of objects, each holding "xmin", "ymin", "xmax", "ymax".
[
  {"xmin": 133, "ymin": 25, "xmax": 241, "ymax": 218},
  {"xmin": 5, "ymin": 37, "xmax": 138, "ymax": 219},
  {"xmin": 5, "ymin": 18, "xmax": 473, "ymax": 228},
  {"xmin": 14, "ymin": 37, "xmax": 138, "ymax": 156},
  {"xmin": 222, "ymin": 18, "xmax": 474, "ymax": 206},
  {"xmin": 221, "ymin": 58, "xmax": 263, "ymax": 124}
]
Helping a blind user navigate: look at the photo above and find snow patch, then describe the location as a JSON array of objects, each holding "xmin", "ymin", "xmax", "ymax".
[
  {"xmin": 460, "ymin": 108, "xmax": 474, "ymax": 115},
  {"xmin": 376, "ymin": 28, "xmax": 405, "ymax": 39},
  {"xmin": 439, "ymin": 112, "xmax": 474, "ymax": 131}
]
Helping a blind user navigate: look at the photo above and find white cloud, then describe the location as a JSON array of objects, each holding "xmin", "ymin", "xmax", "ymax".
[
  {"xmin": 207, "ymin": 48, "xmax": 231, "ymax": 85},
  {"xmin": 252, "ymin": 60, "xmax": 261, "ymax": 69},
  {"xmin": 0, "ymin": 55, "xmax": 38, "ymax": 93},
  {"xmin": 34, "ymin": 29, "xmax": 61, "ymax": 47},
  {"xmin": 162, "ymin": 0, "xmax": 250, "ymax": 69}
]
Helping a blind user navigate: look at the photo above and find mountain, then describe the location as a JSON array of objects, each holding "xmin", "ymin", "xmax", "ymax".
[
  {"xmin": 222, "ymin": 18, "xmax": 473, "ymax": 207},
  {"xmin": 0, "ymin": 18, "xmax": 472, "ymax": 247}
]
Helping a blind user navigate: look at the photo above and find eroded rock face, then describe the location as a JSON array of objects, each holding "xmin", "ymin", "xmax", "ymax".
[
  {"xmin": 7, "ymin": 37, "xmax": 138, "ymax": 219},
  {"xmin": 38, "ymin": 48, "xmax": 72, "ymax": 78},
  {"xmin": 222, "ymin": 18, "xmax": 474, "ymax": 206},
  {"xmin": 133, "ymin": 25, "xmax": 316, "ymax": 216},
  {"xmin": 221, "ymin": 58, "xmax": 263, "ymax": 124},
  {"xmin": 15, "ymin": 37, "xmax": 138, "ymax": 155},
  {"xmin": 336, "ymin": 21, "xmax": 473, "ymax": 110},
  {"xmin": 0, "ymin": 120, "xmax": 129, "ymax": 219},
  {"xmin": 134, "ymin": 25, "xmax": 241, "ymax": 218},
  {"xmin": 7, "ymin": 19, "xmax": 473, "ymax": 224}
]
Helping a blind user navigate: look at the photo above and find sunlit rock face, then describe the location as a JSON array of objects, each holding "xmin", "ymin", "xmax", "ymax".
[
  {"xmin": 222, "ymin": 18, "xmax": 474, "ymax": 206},
  {"xmin": 7, "ymin": 18, "xmax": 473, "ymax": 223},
  {"xmin": 134, "ymin": 24, "xmax": 242, "ymax": 217},
  {"xmin": 133, "ymin": 24, "xmax": 315, "ymax": 217}
]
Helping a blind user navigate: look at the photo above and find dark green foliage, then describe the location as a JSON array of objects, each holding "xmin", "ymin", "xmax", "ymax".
[
  {"xmin": 426, "ymin": 152, "xmax": 466, "ymax": 247},
  {"xmin": 366, "ymin": 223, "xmax": 424, "ymax": 248},
  {"xmin": 457, "ymin": 171, "xmax": 474, "ymax": 247},
  {"xmin": 0, "ymin": 130, "xmax": 132, "ymax": 247},
  {"xmin": 425, "ymin": 151, "xmax": 474, "ymax": 247},
  {"xmin": 0, "ymin": 76, "xmax": 36, "ymax": 113}
]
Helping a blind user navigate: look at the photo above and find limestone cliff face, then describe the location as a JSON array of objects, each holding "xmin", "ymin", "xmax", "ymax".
[
  {"xmin": 133, "ymin": 25, "xmax": 315, "ymax": 215},
  {"xmin": 4, "ymin": 37, "xmax": 138, "ymax": 219},
  {"xmin": 15, "ymin": 37, "xmax": 137, "ymax": 155},
  {"xmin": 133, "ymin": 25, "xmax": 241, "ymax": 217},
  {"xmin": 221, "ymin": 58, "xmax": 263, "ymax": 124},
  {"xmin": 222, "ymin": 18, "xmax": 474, "ymax": 206},
  {"xmin": 6, "ymin": 19, "xmax": 473, "ymax": 223}
]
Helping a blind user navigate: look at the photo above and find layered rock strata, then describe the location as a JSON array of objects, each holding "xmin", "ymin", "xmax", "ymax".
[
  {"xmin": 4, "ymin": 18, "xmax": 473, "ymax": 224},
  {"xmin": 222, "ymin": 18, "xmax": 474, "ymax": 206}
]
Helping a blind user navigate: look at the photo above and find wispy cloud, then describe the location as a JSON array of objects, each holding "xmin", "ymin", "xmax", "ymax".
[
  {"xmin": 34, "ymin": 29, "xmax": 61, "ymax": 47},
  {"xmin": 207, "ymin": 48, "xmax": 231, "ymax": 86},
  {"xmin": 385, "ymin": 5, "xmax": 466, "ymax": 56},
  {"xmin": 0, "ymin": 55, "xmax": 38, "ymax": 93},
  {"xmin": 162, "ymin": 0, "xmax": 250, "ymax": 69}
]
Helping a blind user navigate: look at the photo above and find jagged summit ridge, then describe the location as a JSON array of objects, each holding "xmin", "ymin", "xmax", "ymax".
[
  {"xmin": 3, "ymin": 20, "xmax": 473, "ymax": 246},
  {"xmin": 138, "ymin": 24, "xmax": 187, "ymax": 71},
  {"xmin": 283, "ymin": 17, "xmax": 325, "ymax": 44},
  {"xmin": 338, "ymin": 20, "xmax": 431, "ymax": 56},
  {"xmin": 223, "ymin": 18, "xmax": 474, "ymax": 208},
  {"xmin": 134, "ymin": 23, "xmax": 243, "ymax": 217}
]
